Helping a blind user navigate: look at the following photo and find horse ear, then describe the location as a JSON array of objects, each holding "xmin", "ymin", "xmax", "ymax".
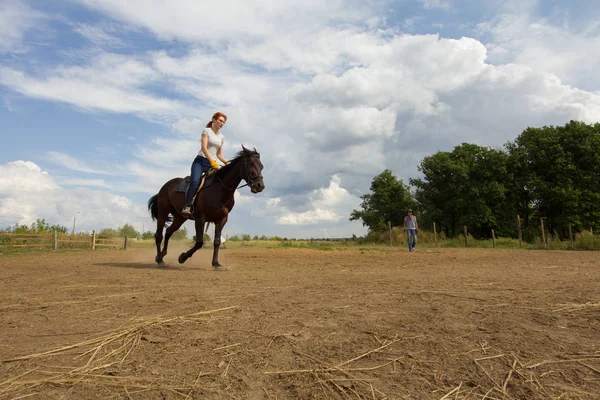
[{"xmin": 242, "ymin": 144, "xmax": 249, "ymax": 153}]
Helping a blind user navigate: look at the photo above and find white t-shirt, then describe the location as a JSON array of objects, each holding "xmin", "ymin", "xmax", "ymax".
[{"xmin": 198, "ymin": 127, "xmax": 224, "ymax": 159}]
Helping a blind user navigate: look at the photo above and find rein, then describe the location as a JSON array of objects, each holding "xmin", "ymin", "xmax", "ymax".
[{"xmin": 217, "ymin": 154, "xmax": 262, "ymax": 191}]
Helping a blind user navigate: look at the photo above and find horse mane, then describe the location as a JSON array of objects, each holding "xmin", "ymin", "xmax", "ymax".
[{"xmin": 215, "ymin": 147, "xmax": 260, "ymax": 177}]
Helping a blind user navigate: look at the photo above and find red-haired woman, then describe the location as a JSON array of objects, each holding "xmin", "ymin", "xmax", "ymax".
[{"xmin": 182, "ymin": 112, "xmax": 228, "ymax": 217}]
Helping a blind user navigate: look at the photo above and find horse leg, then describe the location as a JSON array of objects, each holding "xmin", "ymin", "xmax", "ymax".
[
  {"xmin": 154, "ymin": 220, "xmax": 166, "ymax": 265},
  {"xmin": 178, "ymin": 218, "xmax": 206, "ymax": 264},
  {"xmin": 154, "ymin": 195, "xmax": 172, "ymax": 266},
  {"xmin": 212, "ymin": 219, "xmax": 227, "ymax": 268},
  {"xmin": 161, "ymin": 214, "xmax": 186, "ymax": 259}
]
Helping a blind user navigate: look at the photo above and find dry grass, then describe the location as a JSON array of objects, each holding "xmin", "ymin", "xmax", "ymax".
[{"xmin": 0, "ymin": 306, "xmax": 238, "ymax": 398}]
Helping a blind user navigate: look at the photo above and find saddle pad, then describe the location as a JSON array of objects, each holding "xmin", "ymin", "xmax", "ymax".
[{"xmin": 176, "ymin": 177, "xmax": 190, "ymax": 193}]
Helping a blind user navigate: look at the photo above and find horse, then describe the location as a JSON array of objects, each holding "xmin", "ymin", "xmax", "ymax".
[{"xmin": 147, "ymin": 146, "xmax": 264, "ymax": 269}]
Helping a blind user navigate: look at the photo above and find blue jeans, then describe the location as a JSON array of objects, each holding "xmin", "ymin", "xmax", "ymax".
[
  {"xmin": 407, "ymin": 229, "xmax": 417, "ymax": 251},
  {"xmin": 185, "ymin": 156, "xmax": 211, "ymax": 206}
]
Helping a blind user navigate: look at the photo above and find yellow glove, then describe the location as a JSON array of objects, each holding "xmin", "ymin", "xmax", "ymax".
[{"xmin": 209, "ymin": 159, "xmax": 220, "ymax": 169}]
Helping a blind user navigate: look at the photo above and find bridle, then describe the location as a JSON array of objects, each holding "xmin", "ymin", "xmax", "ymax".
[{"xmin": 217, "ymin": 154, "xmax": 263, "ymax": 191}]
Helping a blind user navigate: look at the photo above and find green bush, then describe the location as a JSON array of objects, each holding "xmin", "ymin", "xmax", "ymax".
[
  {"xmin": 99, "ymin": 228, "xmax": 119, "ymax": 238},
  {"xmin": 2, "ymin": 219, "xmax": 68, "ymax": 234},
  {"xmin": 573, "ymin": 231, "xmax": 600, "ymax": 251},
  {"xmin": 277, "ymin": 240, "xmax": 338, "ymax": 251}
]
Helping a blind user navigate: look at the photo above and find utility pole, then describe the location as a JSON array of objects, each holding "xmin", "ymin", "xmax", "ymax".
[{"xmin": 72, "ymin": 212, "xmax": 80, "ymax": 235}]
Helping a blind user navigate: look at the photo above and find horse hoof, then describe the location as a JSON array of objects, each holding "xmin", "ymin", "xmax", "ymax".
[
  {"xmin": 155, "ymin": 255, "xmax": 162, "ymax": 264},
  {"xmin": 178, "ymin": 254, "xmax": 187, "ymax": 264},
  {"xmin": 158, "ymin": 262, "xmax": 167, "ymax": 268},
  {"xmin": 212, "ymin": 264, "xmax": 227, "ymax": 271}
]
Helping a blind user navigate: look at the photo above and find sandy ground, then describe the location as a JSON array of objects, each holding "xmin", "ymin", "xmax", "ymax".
[{"xmin": 1, "ymin": 245, "xmax": 599, "ymax": 399}]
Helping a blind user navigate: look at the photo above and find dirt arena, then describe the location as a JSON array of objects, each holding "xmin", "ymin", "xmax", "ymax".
[{"xmin": 1, "ymin": 245, "xmax": 599, "ymax": 399}]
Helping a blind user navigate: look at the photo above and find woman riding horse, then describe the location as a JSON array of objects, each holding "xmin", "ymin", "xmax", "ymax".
[{"xmin": 148, "ymin": 144, "xmax": 264, "ymax": 270}]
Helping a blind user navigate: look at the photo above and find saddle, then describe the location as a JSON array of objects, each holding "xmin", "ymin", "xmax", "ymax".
[
  {"xmin": 176, "ymin": 169, "xmax": 218, "ymax": 220},
  {"xmin": 176, "ymin": 169, "xmax": 217, "ymax": 197}
]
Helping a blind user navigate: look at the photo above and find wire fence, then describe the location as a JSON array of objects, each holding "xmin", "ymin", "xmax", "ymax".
[
  {"xmin": 0, "ymin": 230, "xmax": 129, "ymax": 252},
  {"xmin": 374, "ymin": 217, "xmax": 600, "ymax": 251}
]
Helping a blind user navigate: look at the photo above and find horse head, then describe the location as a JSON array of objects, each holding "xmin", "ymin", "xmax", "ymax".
[{"xmin": 240, "ymin": 145, "xmax": 265, "ymax": 193}]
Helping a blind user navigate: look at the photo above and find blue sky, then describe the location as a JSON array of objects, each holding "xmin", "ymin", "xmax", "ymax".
[{"xmin": 1, "ymin": 0, "xmax": 599, "ymax": 238}]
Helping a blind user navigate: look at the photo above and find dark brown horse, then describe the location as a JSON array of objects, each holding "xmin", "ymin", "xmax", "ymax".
[{"xmin": 148, "ymin": 146, "xmax": 264, "ymax": 269}]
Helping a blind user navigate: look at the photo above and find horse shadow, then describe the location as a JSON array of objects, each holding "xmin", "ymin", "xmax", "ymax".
[{"xmin": 94, "ymin": 262, "xmax": 187, "ymax": 271}]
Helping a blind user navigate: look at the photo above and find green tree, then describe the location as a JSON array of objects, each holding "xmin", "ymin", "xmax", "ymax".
[
  {"xmin": 142, "ymin": 231, "xmax": 154, "ymax": 240},
  {"xmin": 99, "ymin": 228, "xmax": 118, "ymax": 238},
  {"xmin": 411, "ymin": 144, "xmax": 510, "ymax": 237},
  {"xmin": 118, "ymin": 224, "xmax": 140, "ymax": 239},
  {"xmin": 171, "ymin": 226, "xmax": 188, "ymax": 240},
  {"xmin": 350, "ymin": 169, "xmax": 414, "ymax": 232},
  {"xmin": 506, "ymin": 120, "xmax": 600, "ymax": 236},
  {"xmin": 4, "ymin": 219, "xmax": 68, "ymax": 234},
  {"xmin": 33, "ymin": 219, "xmax": 69, "ymax": 233}
]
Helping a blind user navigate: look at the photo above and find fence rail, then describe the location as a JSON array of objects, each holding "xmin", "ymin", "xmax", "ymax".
[{"xmin": 0, "ymin": 231, "xmax": 128, "ymax": 251}]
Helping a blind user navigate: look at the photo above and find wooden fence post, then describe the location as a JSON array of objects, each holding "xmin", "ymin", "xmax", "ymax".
[
  {"xmin": 540, "ymin": 218, "xmax": 547, "ymax": 248},
  {"xmin": 92, "ymin": 230, "xmax": 96, "ymax": 250},
  {"xmin": 388, "ymin": 222, "xmax": 392, "ymax": 247},
  {"xmin": 491, "ymin": 229, "xmax": 496, "ymax": 248},
  {"xmin": 463, "ymin": 226, "xmax": 468, "ymax": 247},
  {"xmin": 433, "ymin": 222, "xmax": 438, "ymax": 247},
  {"xmin": 569, "ymin": 224, "xmax": 573, "ymax": 247},
  {"xmin": 517, "ymin": 215, "xmax": 523, "ymax": 247},
  {"xmin": 124, "ymin": 236, "xmax": 128, "ymax": 250},
  {"xmin": 53, "ymin": 230, "xmax": 57, "ymax": 251}
]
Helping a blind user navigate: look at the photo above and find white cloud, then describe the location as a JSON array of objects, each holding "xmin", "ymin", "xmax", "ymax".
[
  {"xmin": 277, "ymin": 175, "xmax": 357, "ymax": 225},
  {"xmin": 419, "ymin": 0, "xmax": 451, "ymax": 10},
  {"xmin": 301, "ymin": 106, "xmax": 397, "ymax": 150},
  {"xmin": 0, "ymin": 66, "xmax": 184, "ymax": 122},
  {"xmin": 287, "ymin": 34, "xmax": 488, "ymax": 119},
  {"xmin": 58, "ymin": 53, "xmax": 159, "ymax": 88},
  {"xmin": 73, "ymin": 0, "xmax": 377, "ymax": 42},
  {"xmin": 278, "ymin": 208, "xmax": 341, "ymax": 225},
  {"xmin": 0, "ymin": 1, "xmax": 45, "ymax": 54},
  {"xmin": 479, "ymin": 3, "xmax": 600, "ymax": 90},
  {"xmin": 0, "ymin": 161, "xmax": 149, "ymax": 233},
  {"xmin": 45, "ymin": 151, "xmax": 118, "ymax": 175},
  {"xmin": 71, "ymin": 21, "xmax": 126, "ymax": 47},
  {"xmin": 0, "ymin": 161, "xmax": 58, "ymax": 193},
  {"xmin": 228, "ymin": 28, "xmax": 383, "ymax": 75},
  {"xmin": 54, "ymin": 177, "xmax": 112, "ymax": 189}
]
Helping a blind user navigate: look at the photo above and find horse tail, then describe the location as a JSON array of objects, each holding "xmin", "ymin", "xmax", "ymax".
[{"xmin": 148, "ymin": 194, "xmax": 158, "ymax": 221}]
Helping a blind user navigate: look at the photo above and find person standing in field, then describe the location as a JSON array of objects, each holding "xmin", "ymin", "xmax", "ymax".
[{"xmin": 404, "ymin": 209, "xmax": 419, "ymax": 252}]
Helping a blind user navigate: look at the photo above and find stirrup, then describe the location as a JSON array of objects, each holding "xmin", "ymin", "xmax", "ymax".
[{"xmin": 182, "ymin": 206, "xmax": 192, "ymax": 217}]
